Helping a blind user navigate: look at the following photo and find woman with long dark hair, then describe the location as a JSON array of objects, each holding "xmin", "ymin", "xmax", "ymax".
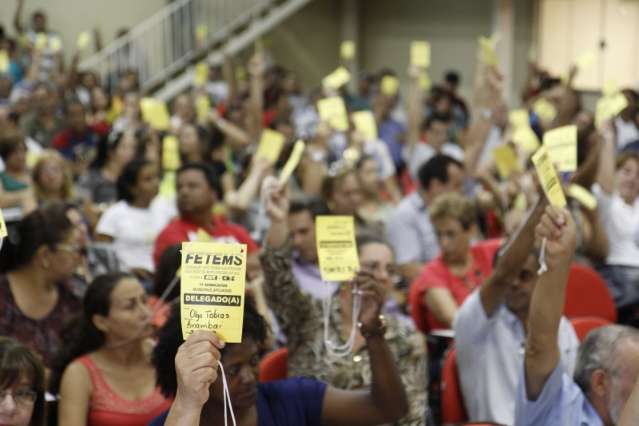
[{"xmin": 52, "ymin": 273, "xmax": 171, "ymax": 426}]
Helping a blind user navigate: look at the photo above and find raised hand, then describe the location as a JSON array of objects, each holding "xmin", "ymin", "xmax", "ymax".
[
  {"xmin": 261, "ymin": 176, "xmax": 288, "ymax": 223},
  {"xmin": 352, "ymin": 270, "xmax": 387, "ymax": 330},
  {"xmin": 535, "ymin": 205, "xmax": 577, "ymax": 270}
]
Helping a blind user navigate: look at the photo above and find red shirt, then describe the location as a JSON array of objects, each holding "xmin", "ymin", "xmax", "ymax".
[
  {"xmin": 153, "ymin": 216, "xmax": 259, "ymax": 266},
  {"xmin": 409, "ymin": 239, "xmax": 502, "ymax": 332}
]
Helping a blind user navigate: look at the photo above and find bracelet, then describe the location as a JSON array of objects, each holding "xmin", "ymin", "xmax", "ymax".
[{"xmin": 357, "ymin": 314, "xmax": 387, "ymax": 339}]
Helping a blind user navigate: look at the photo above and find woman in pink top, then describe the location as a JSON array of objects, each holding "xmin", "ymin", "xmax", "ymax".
[{"xmin": 51, "ymin": 273, "xmax": 172, "ymax": 425}]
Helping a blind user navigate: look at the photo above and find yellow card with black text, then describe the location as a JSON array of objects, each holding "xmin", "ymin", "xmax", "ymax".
[
  {"xmin": 315, "ymin": 216, "xmax": 359, "ymax": 282},
  {"xmin": 180, "ymin": 242, "xmax": 247, "ymax": 342},
  {"xmin": 532, "ymin": 146, "xmax": 566, "ymax": 207}
]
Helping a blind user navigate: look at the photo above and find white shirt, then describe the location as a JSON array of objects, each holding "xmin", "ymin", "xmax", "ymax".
[
  {"xmin": 454, "ymin": 291, "xmax": 579, "ymax": 426},
  {"xmin": 96, "ymin": 197, "xmax": 176, "ymax": 272},
  {"xmin": 614, "ymin": 116, "xmax": 639, "ymax": 150},
  {"xmin": 594, "ymin": 185, "xmax": 639, "ymax": 267},
  {"xmin": 404, "ymin": 141, "xmax": 465, "ymax": 179}
]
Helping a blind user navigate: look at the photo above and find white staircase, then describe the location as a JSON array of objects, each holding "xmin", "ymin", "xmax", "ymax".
[{"xmin": 79, "ymin": 0, "xmax": 312, "ymax": 98}]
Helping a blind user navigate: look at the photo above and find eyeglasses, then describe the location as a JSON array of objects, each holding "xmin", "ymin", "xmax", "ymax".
[
  {"xmin": 360, "ymin": 261, "xmax": 402, "ymax": 285},
  {"xmin": 0, "ymin": 388, "xmax": 37, "ymax": 406}
]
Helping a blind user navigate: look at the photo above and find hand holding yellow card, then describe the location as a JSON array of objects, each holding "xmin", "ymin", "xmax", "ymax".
[
  {"xmin": 418, "ymin": 71, "xmax": 431, "ymax": 91},
  {"xmin": 410, "ymin": 41, "xmax": 431, "ymax": 68},
  {"xmin": 352, "ymin": 111, "xmax": 378, "ymax": 141},
  {"xmin": 180, "ymin": 242, "xmax": 247, "ymax": 342},
  {"xmin": 533, "ymin": 98, "xmax": 557, "ymax": 123},
  {"xmin": 322, "ymin": 67, "xmax": 351, "ymax": 90},
  {"xmin": 194, "ymin": 62, "xmax": 208, "ymax": 86},
  {"xmin": 162, "ymin": 135, "xmax": 181, "ymax": 171},
  {"xmin": 196, "ymin": 25, "xmax": 208, "ymax": 43},
  {"xmin": 596, "ymin": 93, "xmax": 628, "ymax": 128},
  {"xmin": 340, "ymin": 41, "xmax": 356, "ymax": 60},
  {"xmin": 77, "ymin": 31, "xmax": 91, "ymax": 50},
  {"xmin": 0, "ymin": 209, "xmax": 7, "ymax": 239},
  {"xmin": 478, "ymin": 36, "xmax": 498, "ymax": 67},
  {"xmin": 279, "ymin": 140, "xmax": 305, "ymax": 185},
  {"xmin": 493, "ymin": 144, "xmax": 521, "ymax": 179},
  {"xmin": 380, "ymin": 75, "xmax": 399, "ymax": 96},
  {"xmin": 316, "ymin": 216, "xmax": 359, "ymax": 282},
  {"xmin": 256, "ymin": 129, "xmax": 286, "ymax": 163},
  {"xmin": 568, "ymin": 184, "xmax": 597, "ymax": 210},
  {"xmin": 543, "ymin": 125, "xmax": 577, "ymax": 173},
  {"xmin": 317, "ymin": 97, "xmax": 349, "ymax": 132},
  {"xmin": 195, "ymin": 94, "xmax": 211, "ymax": 124},
  {"xmin": 532, "ymin": 146, "xmax": 566, "ymax": 207},
  {"xmin": 141, "ymin": 98, "xmax": 170, "ymax": 131}
]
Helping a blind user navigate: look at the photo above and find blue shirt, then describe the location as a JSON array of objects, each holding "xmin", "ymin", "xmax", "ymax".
[
  {"xmin": 149, "ymin": 377, "xmax": 327, "ymax": 426},
  {"xmin": 514, "ymin": 363, "xmax": 603, "ymax": 426}
]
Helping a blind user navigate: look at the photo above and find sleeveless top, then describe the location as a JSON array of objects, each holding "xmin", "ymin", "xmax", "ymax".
[
  {"xmin": 76, "ymin": 355, "xmax": 172, "ymax": 426},
  {"xmin": 0, "ymin": 172, "xmax": 29, "ymax": 192}
]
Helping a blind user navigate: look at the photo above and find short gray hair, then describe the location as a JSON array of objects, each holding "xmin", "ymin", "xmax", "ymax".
[{"xmin": 574, "ymin": 325, "xmax": 639, "ymax": 394}]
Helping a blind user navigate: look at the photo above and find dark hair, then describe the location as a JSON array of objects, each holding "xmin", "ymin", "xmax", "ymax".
[
  {"xmin": 0, "ymin": 203, "xmax": 73, "ymax": 273},
  {"xmin": 117, "ymin": 158, "xmax": 152, "ymax": 203},
  {"xmin": 62, "ymin": 99, "xmax": 85, "ymax": 116},
  {"xmin": 417, "ymin": 154, "xmax": 463, "ymax": 191},
  {"xmin": 356, "ymin": 234, "xmax": 391, "ymax": 252},
  {"xmin": 445, "ymin": 71, "xmax": 461, "ymax": 87},
  {"xmin": 320, "ymin": 162, "xmax": 356, "ymax": 202},
  {"xmin": 153, "ymin": 244, "xmax": 182, "ymax": 300},
  {"xmin": 0, "ymin": 337, "xmax": 46, "ymax": 426},
  {"xmin": 355, "ymin": 154, "xmax": 376, "ymax": 170},
  {"xmin": 92, "ymin": 130, "xmax": 141, "ymax": 170},
  {"xmin": 176, "ymin": 162, "xmax": 222, "ymax": 197},
  {"xmin": 153, "ymin": 299, "xmax": 268, "ymax": 398},
  {"xmin": 289, "ymin": 196, "xmax": 330, "ymax": 219},
  {"xmin": 0, "ymin": 130, "xmax": 26, "ymax": 162},
  {"xmin": 50, "ymin": 273, "xmax": 132, "ymax": 393},
  {"xmin": 421, "ymin": 112, "xmax": 452, "ymax": 132}
]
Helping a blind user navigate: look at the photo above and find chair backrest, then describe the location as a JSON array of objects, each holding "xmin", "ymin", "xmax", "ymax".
[
  {"xmin": 564, "ymin": 264, "xmax": 617, "ymax": 322},
  {"xmin": 258, "ymin": 347, "xmax": 288, "ymax": 382},
  {"xmin": 441, "ymin": 347, "xmax": 468, "ymax": 423},
  {"xmin": 570, "ymin": 316, "xmax": 612, "ymax": 342}
]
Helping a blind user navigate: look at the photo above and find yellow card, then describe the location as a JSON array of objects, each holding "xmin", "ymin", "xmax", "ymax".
[
  {"xmin": 509, "ymin": 109, "xmax": 530, "ymax": 129},
  {"xmin": 478, "ymin": 36, "xmax": 498, "ymax": 66},
  {"xmin": 279, "ymin": 140, "xmax": 305, "ymax": 185},
  {"xmin": 180, "ymin": 242, "xmax": 247, "ymax": 342},
  {"xmin": 380, "ymin": 75, "xmax": 400, "ymax": 96},
  {"xmin": 322, "ymin": 66, "xmax": 351, "ymax": 90},
  {"xmin": 49, "ymin": 36, "xmax": 62, "ymax": 53},
  {"xmin": 256, "ymin": 129, "xmax": 286, "ymax": 163},
  {"xmin": 340, "ymin": 40, "xmax": 356, "ymax": 60},
  {"xmin": 513, "ymin": 193, "xmax": 528, "ymax": 211},
  {"xmin": 196, "ymin": 25, "xmax": 208, "ymax": 43},
  {"xmin": 0, "ymin": 209, "xmax": 7, "ymax": 239},
  {"xmin": 596, "ymin": 93, "xmax": 628, "ymax": 127},
  {"xmin": 159, "ymin": 171, "xmax": 176, "ymax": 197},
  {"xmin": 513, "ymin": 128, "xmax": 540, "ymax": 154},
  {"xmin": 77, "ymin": 31, "xmax": 91, "ymax": 50},
  {"xmin": 141, "ymin": 98, "xmax": 170, "ymax": 131},
  {"xmin": 194, "ymin": 62, "xmax": 208, "ymax": 86},
  {"xmin": 236, "ymin": 66, "xmax": 246, "ymax": 82},
  {"xmin": 533, "ymin": 98, "xmax": 557, "ymax": 123},
  {"xmin": 603, "ymin": 80, "xmax": 618, "ymax": 97},
  {"xmin": 0, "ymin": 51, "xmax": 9, "ymax": 73},
  {"xmin": 410, "ymin": 41, "xmax": 431, "ymax": 68},
  {"xmin": 531, "ymin": 146, "xmax": 566, "ymax": 207},
  {"xmin": 543, "ymin": 125, "xmax": 577, "ymax": 172},
  {"xmin": 34, "ymin": 33, "xmax": 48, "ymax": 50},
  {"xmin": 575, "ymin": 51, "xmax": 596, "ymax": 70},
  {"xmin": 317, "ymin": 96, "xmax": 349, "ymax": 132},
  {"xmin": 162, "ymin": 135, "xmax": 181, "ymax": 171},
  {"xmin": 352, "ymin": 110, "xmax": 378, "ymax": 141},
  {"xmin": 418, "ymin": 71, "xmax": 432, "ymax": 91},
  {"xmin": 195, "ymin": 94, "xmax": 211, "ymax": 124},
  {"xmin": 568, "ymin": 184, "xmax": 597, "ymax": 210},
  {"xmin": 315, "ymin": 216, "xmax": 359, "ymax": 282},
  {"xmin": 493, "ymin": 144, "xmax": 521, "ymax": 179}
]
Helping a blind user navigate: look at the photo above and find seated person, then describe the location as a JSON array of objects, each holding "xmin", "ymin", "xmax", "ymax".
[
  {"xmin": 153, "ymin": 163, "xmax": 259, "ymax": 270},
  {"xmin": 409, "ymin": 191, "xmax": 501, "ymax": 331},
  {"xmin": 454, "ymin": 200, "xmax": 578, "ymax": 425},
  {"xmin": 515, "ymin": 205, "xmax": 639, "ymax": 425},
  {"xmin": 150, "ymin": 300, "xmax": 408, "ymax": 426},
  {"xmin": 32, "ymin": 149, "xmax": 75, "ymax": 205},
  {"xmin": 0, "ymin": 130, "xmax": 36, "ymax": 212},
  {"xmin": 53, "ymin": 273, "xmax": 173, "ymax": 425},
  {"xmin": 0, "ymin": 337, "xmax": 46, "ymax": 426}
]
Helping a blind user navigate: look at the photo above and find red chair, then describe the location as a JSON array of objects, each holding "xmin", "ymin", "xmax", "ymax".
[
  {"xmin": 441, "ymin": 348, "xmax": 468, "ymax": 423},
  {"xmin": 258, "ymin": 348, "xmax": 288, "ymax": 382},
  {"xmin": 564, "ymin": 264, "xmax": 617, "ymax": 322},
  {"xmin": 570, "ymin": 317, "xmax": 612, "ymax": 342}
]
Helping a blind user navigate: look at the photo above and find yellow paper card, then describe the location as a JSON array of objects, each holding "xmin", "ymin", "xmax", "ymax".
[
  {"xmin": 603, "ymin": 80, "xmax": 618, "ymax": 97},
  {"xmin": 531, "ymin": 146, "xmax": 566, "ymax": 207},
  {"xmin": 352, "ymin": 110, "xmax": 378, "ymax": 141},
  {"xmin": 513, "ymin": 127, "xmax": 540, "ymax": 154},
  {"xmin": 509, "ymin": 109, "xmax": 530, "ymax": 129},
  {"xmin": 513, "ymin": 193, "xmax": 528, "ymax": 211},
  {"xmin": 315, "ymin": 216, "xmax": 359, "ymax": 282},
  {"xmin": 196, "ymin": 25, "xmax": 208, "ymax": 43},
  {"xmin": 478, "ymin": 36, "xmax": 498, "ymax": 66},
  {"xmin": 0, "ymin": 51, "xmax": 9, "ymax": 73},
  {"xmin": 543, "ymin": 125, "xmax": 577, "ymax": 173},
  {"xmin": 380, "ymin": 75, "xmax": 400, "ymax": 96},
  {"xmin": 493, "ymin": 144, "xmax": 521, "ymax": 179},
  {"xmin": 159, "ymin": 171, "xmax": 176, "ymax": 197},
  {"xmin": 322, "ymin": 67, "xmax": 351, "ymax": 90},
  {"xmin": 194, "ymin": 62, "xmax": 208, "ymax": 86},
  {"xmin": 340, "ymin": 40, "xmax": 356, "ymax": 60},
  {"xmin": 162, "ymin": 135, "xmax": 181, "ymax": 171},
  {"xmin": 77, "ymin": 31, "xmax": 91, "ymax": 50},
  {"xmin": 195, "ymin": 95, "xmax": 211, "ymax": 124},
  {"xmin": 34, "ymin": 33, "xmax": 48, "ymax": 50},
  {"xmin": 596, "ymin": 93, "xmax": 628, "ymax": 127},
  {"xmin": 0, "ymin": 209, "xmax": 7, "ymax": 239},
  {"xmin": 180, "ymin": 242, "xmax": 247, "ymax": 342},
  {"xmin": 141, "ymin": 98, "xmax": 170, "ymax": 131},
  {"xmin": 410, "ymin": 41, "xmax": 431, "ymax": 68},
  {"xmin": 568, "ymin": 184, "xmax": 597, "ymax": 210},
  {"xmin": 575, "ymin": 51, "xmax": 596, "ymax": 70},
  {"xmin": 49, "ymin": 36, "xmax": 62, "ymax": 53},
  {"xmin": 256, "ymin": 129, "xmax": 286, "ymax": 163},
  {"xmin": 533, "ymin": 98, "xmax": 557, "ymax": 123},
  {"xmin": 317, "ymin": 97, "xmax": 349, "ymax": 132},
  {"xmin": 279, "ymin": 140, "xmax": 305, "ymax": 185},
  {"xmin": 419, "ymin": 71, "xmax": 432, "ymax": 91}
]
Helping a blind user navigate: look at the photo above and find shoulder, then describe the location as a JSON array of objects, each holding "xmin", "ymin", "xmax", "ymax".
[{"xmin": 61, "ymin": 358, "xmax": 93, "ymax": 390}]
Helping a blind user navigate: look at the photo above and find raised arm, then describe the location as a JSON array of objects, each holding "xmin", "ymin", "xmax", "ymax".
[
  {"xmin": 405, "ymin": 65, "xmax": 424, "ymax": 155},
  {"xmin": 224, "ymin": 157, "xmax": 271, "ymax": 214},
  {"xmin": 246, "ymin": 49, "xmax": 264, "ymax": 143},
  {"xmin": 596, "ymin": 120, "xmax": 616, "ymax": 194},
  {"xmin": 524, "ymin": 205, "xmax": 576, "ymax": 400},
  {"xmin": 208, "ymin": 109, "xmax": 251, "ymax": 149},
  {"xmin": 13, "ymin": 0, "xmax": 25, "ymax": 34}
]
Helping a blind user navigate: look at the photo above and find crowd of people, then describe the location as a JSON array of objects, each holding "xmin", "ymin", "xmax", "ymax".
[{"xmin": 2, "ymin": 1, "xmax": 639, "ymax": 425}]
